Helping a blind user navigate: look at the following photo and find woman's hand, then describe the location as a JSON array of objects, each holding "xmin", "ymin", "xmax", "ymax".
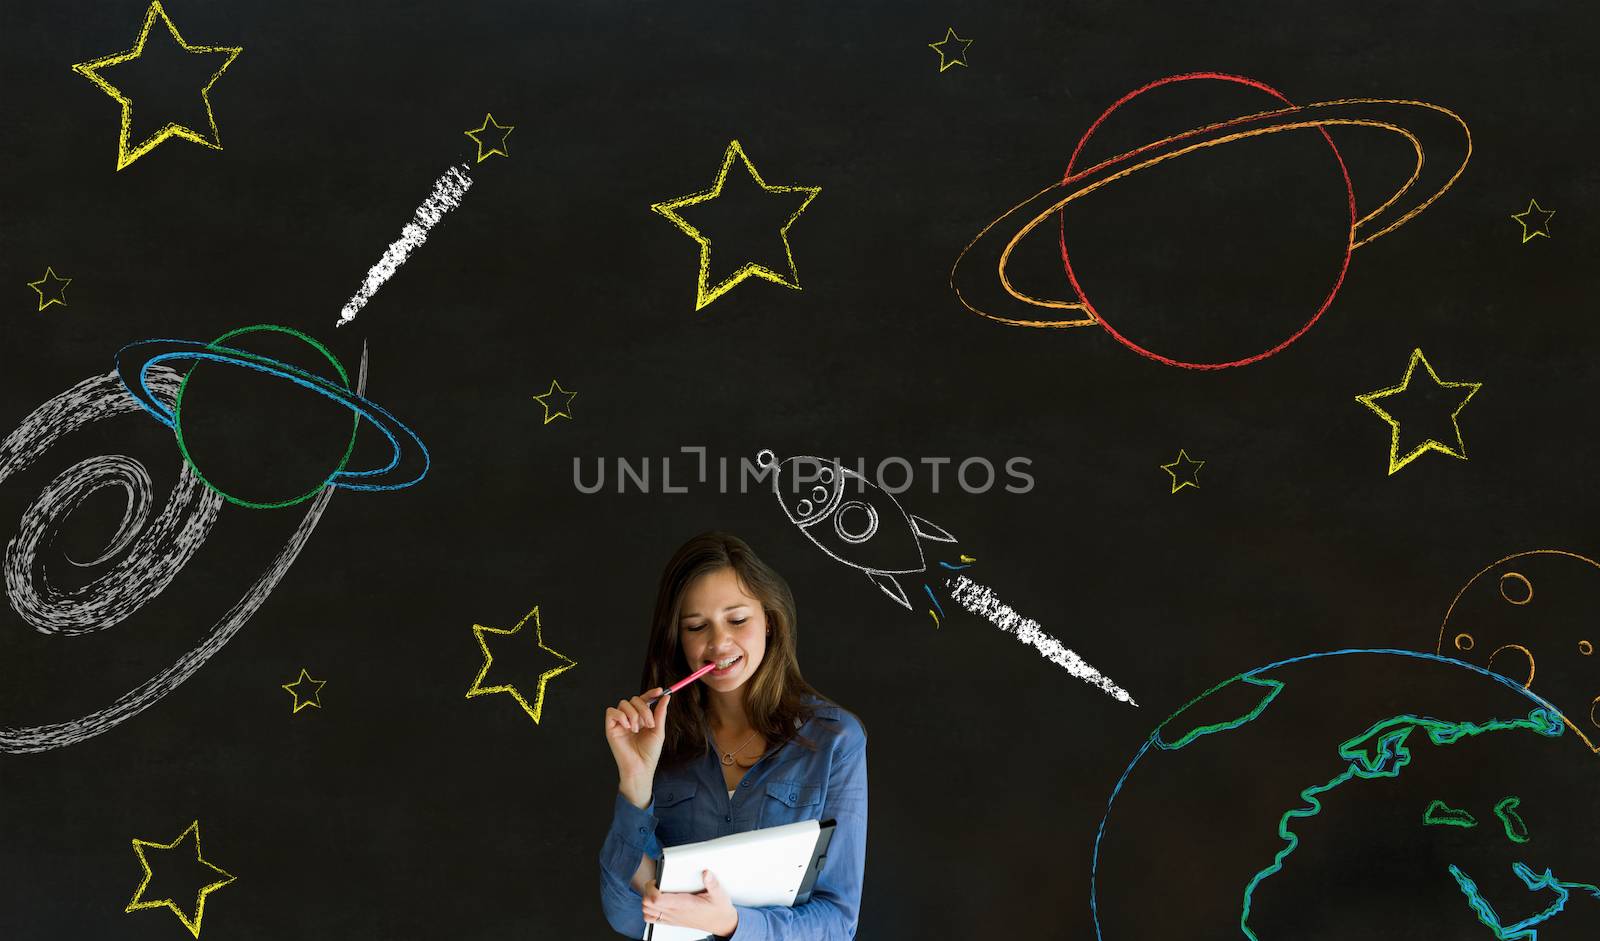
[
  {"xmin": 641, "ymin": 870, "xmax": 738, "ymax": 937},
  {"xmin": 604, "ymin": 688, "xmax": 670, "ymax": 807}
]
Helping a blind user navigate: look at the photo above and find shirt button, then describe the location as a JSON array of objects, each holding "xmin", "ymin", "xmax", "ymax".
[
  {"xmin": 638, "ymin": 827, "xmax": 646, "ymax": 834},
  {"xmin": 740, "ymin": 781, "xmax": 749, "ymax": 787},
  {"xmin": 788, "ymin": 792, "xmax": 796, "ymax": 801},
  {"xmin": 725, "ymin": 814, "xmax": 732, "ymax": 822}
]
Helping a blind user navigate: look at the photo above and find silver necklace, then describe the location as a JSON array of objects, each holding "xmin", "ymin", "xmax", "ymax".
[{"xmin": 716, "ymin": 728, "xmax": 760, "ymax": 766}]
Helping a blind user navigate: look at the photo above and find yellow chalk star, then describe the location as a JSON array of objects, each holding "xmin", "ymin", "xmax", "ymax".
[
  {"xmin": 464, "ymin": 112, "xmax": 514, "ymax": 163},
  {"xmin": 467, "ymin": 605, "xmax": 576, "ymax": 725},
  {"xmin": 1355, "ymin": 348, "xmax": 1482, "ymax": 475},
  {"xmin": 651, "ymin": 140, "xmax": 821, "ymax": 311},
  {"xmin": 928, "ymin": 27, "xmax": 973, "ymax": 72},
  {"xmin": 27, "ymin": 267, "xmax": 72, "ymax": 311},
  {"xmin": 532, "ymin": 379, "xmax": 576, "ymax": 424},
  {"xmin": 281, "ymin": 668, "xmax": 326, "ymax": 713},
  {"xmin": 126, "ymin": 820, "xmax": 235, "ymax": 938},
  {"xmin": 71, "ymin": 1, "xmax": 242, "ymax": 171},
  {"xmin": 1161, "ymin": 449, "xmax": 1204, "ymax": 493},
  {"xmin": 1510, "ymin": 198, "xmax": 1554, "ymax": 243}
]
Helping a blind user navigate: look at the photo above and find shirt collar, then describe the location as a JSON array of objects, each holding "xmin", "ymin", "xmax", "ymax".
[{"xmin": 699, "ymin": 698, "xmax": 840, "ymax": 754}]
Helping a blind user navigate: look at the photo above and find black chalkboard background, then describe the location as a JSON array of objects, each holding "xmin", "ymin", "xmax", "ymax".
[{"xmin": 2, "ymin": 1, "xmax": 1598, "ymax": 938}]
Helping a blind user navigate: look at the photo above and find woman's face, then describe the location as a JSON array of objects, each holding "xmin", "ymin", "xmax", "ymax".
[{"xmin": 677, "ymin": 567, "xmax": 767, "ymax": 693}]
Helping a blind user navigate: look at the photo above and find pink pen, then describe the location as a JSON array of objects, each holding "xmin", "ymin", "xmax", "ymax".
[{"xmin": 645, "ymin": 660, "xmax": 718, "ymax": 708}]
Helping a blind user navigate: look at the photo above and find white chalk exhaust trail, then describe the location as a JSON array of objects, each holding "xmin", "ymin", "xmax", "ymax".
[
  {"xmin": 336, "ymin": 163, "xmax": 474, "ymax": 327},
  {"xmin": 945, "ymin": 574, "xmax": 1138, "ymax": 706}
]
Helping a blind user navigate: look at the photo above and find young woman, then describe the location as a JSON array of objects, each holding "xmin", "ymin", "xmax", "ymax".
[{"xmin": 599, "ymin": 531, "xmax": 868, "ymax": 939}]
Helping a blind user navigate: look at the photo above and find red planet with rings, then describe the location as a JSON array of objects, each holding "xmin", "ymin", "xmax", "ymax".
[{"xmin": 949, "ymin": 71, "xmax": 1472, "ymax": 369}]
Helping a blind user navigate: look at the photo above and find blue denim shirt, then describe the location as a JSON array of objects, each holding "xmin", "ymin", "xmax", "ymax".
[{"xmin": 599, "ymin": 701, "xmax": 868, "ymax": 940}]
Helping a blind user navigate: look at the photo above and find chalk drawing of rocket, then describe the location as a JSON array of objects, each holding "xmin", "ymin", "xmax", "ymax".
[{"xmin": 756, "ymin": 448, "xmax": 956, "ymax": 609}]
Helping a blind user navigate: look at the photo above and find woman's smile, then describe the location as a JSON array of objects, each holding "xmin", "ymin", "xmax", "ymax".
[{"xmin": 706, "ymin": 654, "xmax": 742, "ymax": 676}]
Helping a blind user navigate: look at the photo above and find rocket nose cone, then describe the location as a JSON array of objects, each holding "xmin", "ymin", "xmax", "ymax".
[{"xmin": 756, "ymin": 450, "xmax": 799, "ymax": 521}]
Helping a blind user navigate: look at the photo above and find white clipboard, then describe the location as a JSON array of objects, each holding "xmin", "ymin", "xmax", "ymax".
[{"xmin": 643, "ymin": 819, "xmax": 836, "ymax": 941}]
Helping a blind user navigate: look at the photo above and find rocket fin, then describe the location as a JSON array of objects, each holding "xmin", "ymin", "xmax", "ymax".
[
  {"xmin": 910, "ymin": 515, "xmax": 956, "ymax": 543},
  {"xmin": 868, "ymin": 572, "xmax": 912, "ymax": 609}
]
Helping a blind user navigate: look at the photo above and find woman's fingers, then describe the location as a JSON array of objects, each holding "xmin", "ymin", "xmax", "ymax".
[
  {"xmin": 605, "ymin": 707, "xmax": 636, "ymax": 737},
  {"xmin": 641, "ymin": 884, "xmax": 675, "ymax": 923},
  {"xmin": 628, "ymin": 694, "xmax": 656, "ymax": 729},
  {"xmin": 617, "ymin": 699, "xmax": 642, "ymax": 732},
  {"xmin": 652, "ymin": 692, "xmax": 670, "ymax": 726},
  {"xmin": 643, "ymin": 888, "xmax": 706, "ymax": 926},
  {"xmin": 606, "ymin": 688, "xmax": 666, "ymax": 738}
]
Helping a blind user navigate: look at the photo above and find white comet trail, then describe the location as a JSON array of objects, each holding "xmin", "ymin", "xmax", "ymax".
[
  {"xmin": 945, "ymin": 574, "xmax": 1138, "ymax": 706},
  {"xmin": 336, "ymin": 163, "xmax": 474, "ymax": 327}
]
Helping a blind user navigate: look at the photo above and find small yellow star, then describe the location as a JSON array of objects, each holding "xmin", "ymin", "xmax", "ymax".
[
  {"xmin": 464, "ymin": 112, "xmax": 514, "ymax": 163},
  {"xmin": 281, "ymin": 668, "xmax": 327, "ymax": 713},
  {"xmin": 928, "ymin": 27, "xmax": 974, "ymax": 72},
  {"xmin": 27, "ymin": 266, "xmax": 72, "ymax": 311},
  {"xmin": 71, "ymin": 1, "xmax": 242, "ymax": 171},
  {"xmin": 1355, "ymin": 348, "xmax": 1482, "ymax": 475},
  {"xmin": 532, "ymin": 379, "xmax": 576, "ymax": 424},
  {"xmin": 126, "ymin": 820, "xmax": 235, "ymax": 938},
  {"xmin": 1510, "ymin": 198, "xmax": 1554, "ymax": 243},
  {"xmin": 651, "ymin": 140, "xmax": 821, "ymax": 311},
  {"xmin": 467, "ymin": 605, "xmax": 576, "ymax": 725},
  {"xmin": 1161, "ymin": 449, "xmax": 1204, "ymax": 493}
]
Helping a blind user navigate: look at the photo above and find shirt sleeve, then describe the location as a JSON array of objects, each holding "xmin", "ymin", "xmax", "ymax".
[
  {"xmin": 727, "ymin": 727, "xmax": 868, "ymax": 941},
  {"xmin": 599, "ymin": 790, "xmax": 661, "ymax": 937}
]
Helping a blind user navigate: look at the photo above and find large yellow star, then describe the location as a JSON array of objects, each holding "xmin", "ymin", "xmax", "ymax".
[
  {"xmin": 1510, "ymin": 198, "xmax": 1554, "ymax": 243},
  {"xmin": 281, "ymin": 668, "xmax": 327, "ymax": 713},
  {"xmin": 1355, "ymin": 348, "xmax": 1482, "ymax": 475},
  {"xmin": 27, "ymin": 266, "xmax": 72, "ymax": 311},
  {"xmin": 126, "ymin": 820, "xmax": 235, "ymax": 938},
  {"xmin": 1160, "ymin": 449, "xmax": 1204, "ymax": 493},
  {"xmin": 928, "ymin": 27, "xmax": 974, "ymax": 72},
  {"xmin": 464, "ymin": 112, "xmax": 514, "ymax": 163},
  {"xmin": 467, "ymin": 605, "xmax": 576, "ymax": 725},
  {"xmin": 650, "ymin": 140, "xmax": 821, "ymax": 311},
  {"xmin": 71, "ymin": 1, "xmax": 242, "ymax": 171}
]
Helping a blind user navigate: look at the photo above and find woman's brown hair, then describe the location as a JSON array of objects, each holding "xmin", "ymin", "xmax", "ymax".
[{"xmin": 643, "ymin": 531, "xmax": 823, "ymax": 768}]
